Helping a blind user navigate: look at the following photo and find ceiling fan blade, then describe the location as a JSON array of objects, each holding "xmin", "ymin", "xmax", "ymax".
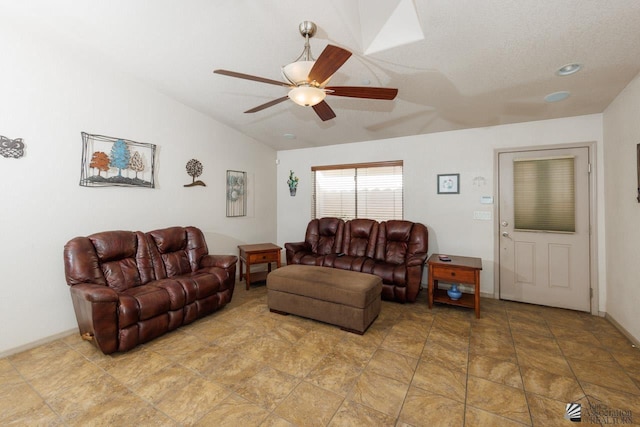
[
  {"xmin": 326, "ymin": 86, "xmax": 398, "ymax": 100},
  {"xmin": 312, "ymin": 101, "xmax": 336, "ymax": 121},
  {"xmin": 244, "ymin": 96, "xmax": 290, "ymax": 113},
  {"xmin": 308, "ymin": 45, "xmax": 352, "ymax": 84},
  {"xmin": 214, "ymin": 69, "xmax": 291, "ymax": 88}
]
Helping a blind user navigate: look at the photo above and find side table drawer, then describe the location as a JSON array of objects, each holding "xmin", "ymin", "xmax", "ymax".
[
  {"xmin": 248, "ymin": 252, "xmax": 279, "ymax": 263},
  {"xmin": 431, "ymin": 266, "xmax": 475, "ymax": 284}
]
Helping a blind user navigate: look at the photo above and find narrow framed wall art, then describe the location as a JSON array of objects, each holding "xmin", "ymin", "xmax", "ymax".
[{"xmin": 226, "ymin": 170, "xmax": 247, "ymax": 217}]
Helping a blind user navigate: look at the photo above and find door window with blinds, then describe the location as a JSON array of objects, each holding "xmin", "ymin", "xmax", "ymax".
[
  {"xmin": 513, "ymin": 156, "xmax": 575, "ymax": 232},
  {"xmin": 312, "ymin": 161, "xmax": 403, "ymax": 221}
]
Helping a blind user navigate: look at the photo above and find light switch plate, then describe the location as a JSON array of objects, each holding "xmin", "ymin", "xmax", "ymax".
[{"xmin": 480, "ymin": 196, "xmax": 494, "ymax": 204}]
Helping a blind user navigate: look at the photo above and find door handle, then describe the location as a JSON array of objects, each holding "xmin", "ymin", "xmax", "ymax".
[{"xmin": 502, "ymin": 231, "xmax": 509, "ymax": 237}]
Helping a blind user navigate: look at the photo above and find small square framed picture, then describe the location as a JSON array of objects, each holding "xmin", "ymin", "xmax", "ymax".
[{"xmin": 437, "ymin": 173, "xmax": 460, "ymax": 194}]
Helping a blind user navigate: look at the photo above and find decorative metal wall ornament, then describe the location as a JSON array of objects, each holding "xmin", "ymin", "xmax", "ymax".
[
  {"xmin": 0, "ymin": 135, "xmax": 25, "ymax": 158},
  {"xmin": 80, "ymin": 132, "xmax": 156, "ymax": 188},
  {"xmin": 226, "ymin": 170, "xmax": 247, "ymax": 217},
  {"xmin": 184, "ymin": 159, "xmax": 206, "ymax": 187}
]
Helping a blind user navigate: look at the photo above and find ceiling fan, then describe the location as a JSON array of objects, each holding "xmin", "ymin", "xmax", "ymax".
[{"xmin": 214, "ymin": 21, "xmax": 398, "ymax": 122}]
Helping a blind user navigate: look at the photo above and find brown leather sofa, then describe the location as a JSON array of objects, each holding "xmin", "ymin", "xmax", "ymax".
[
  {"xmin": 285, "ymin": 218, "xmax": 428, "ymax": 302},
  {"xmin": 64, "ymin": 226, "xmax": 237, "ymax": 354}
]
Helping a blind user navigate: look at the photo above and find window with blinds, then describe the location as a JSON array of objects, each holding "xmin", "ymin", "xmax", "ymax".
[
  {"xmin": 513, "ymin": 156, "xmax": 575, "ymax": 232},
  {"xmin": 311, "ymin": 161, "xmax": 403, "ymax": 221}
]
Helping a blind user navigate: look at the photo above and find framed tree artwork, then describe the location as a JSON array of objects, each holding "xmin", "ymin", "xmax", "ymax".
[{"xmin": 80, "ymin": 132, "xmax": 156, "ymax": 188}]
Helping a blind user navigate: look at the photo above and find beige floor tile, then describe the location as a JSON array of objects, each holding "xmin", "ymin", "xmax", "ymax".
[
  {"xmin": 233, "ymin": 335, "xmax": 293, "ymax": 364},
  {"xmin": 154, "ymin": 376, "xmax": 231, "ymax": 424},
  {"xmin": 202, "ymin": 351, "xmax": 265, "ymax": 387},
  {"xmin": 581, "ymin": 381, "xmax": 640, "ymax": 417},
  {"xmin": 143, "ymin": 329, "xmax": 208, "ymax": 359},
  {"xmin": 468, "ymin": 353, "xmax": 523, "ymax": 389},
  {"xmin": 526, "ymin": 392, "xmax": 587, "ymax": 427},
  {"xmin": 508, "ymin": 318, "xmax": 553, "ymax": 338},
  {"xmin": 129, "ymin": 363, "xmax": 197, "ymax": 403},
  {"xmin": 513, "ymin": 332, "xmax": 562, "ymax": 356},
  {"xmin": 184, "ymin": 318, "xmax": 237, "ymax": 342},
  {"xmin": 66, "ymin": 396, "xmax": 175, "ymax": 427},
  {"xmin": 329, "ymin": 337, "xmax": 379, "ymax": 368},
  {"xmin": 269, "ymin": 342, "xmax": 326, "ymax": 378},
  {"xmin": 178, "ymin": 342, "xmax": 234, "ymax": 375},
  {"xmin": 465, "ymin": 406, "xmax": 530, "ymax": 426},
  {"xmin": 0, "ymin": 382, "xmax": 48, "ymax": 424},
  {"xmin": 469, "ymin": 333, "xmax": 517, "ymax": 363},
  {"xmin": 348, "ymin": 370, "xmax": 409, "ymax": 418},
  {"xmin": 520, "ymin": 365, "xmax": 584, "ymax": 402},
  {"xmin": 275, "ymin": 381, "xmax": 344, "ymax": 427},
  {"xmin": 516, "ymin": 346, "xmax": 574, "ymax": 377},
  {"xmin": 568, "ymin": 357, "xmax": 640, "ymax": 395},
  {"xmin": 260, "ymin": 413, "xmax": 297, "ymax": 427},
  {"xmin": 411, "ymin": 358, "xmax": 467, "ymax": 402},
  {"xmin": 427, "ymin": 327, "xmax": 471, "ymax": 352},
  {"xmin": 365, "ymin": 348, "xmax": 418, "ymax": 384},
  {"xmin": 466, "ymin": 376, "xmax": 531, "ymax": 425},
  {"xmin": 329, "ymin": 400, "xmax": 397, "ymax": 426},
  {"xmin": 558, "ymin": 339, "xmax": 616, "ymax": 363},
  {"xmin": 305, "ymin": 353, "xmax": 363, "ymax": 396},
  {"xmin": 28, "ymin": 358, "xmax": 106, "ymax": 398},
  {"xmin": 235, "ymin": 366, "xmax": 299, "ymax": 410},
  {"xmin": 267, "ymin": 318, "xmax": 310, "ymax": 344},
  {"xmin": 398, "ymin": 385, "xmax": 465, "ymax": 427},
  {"xmin": 379, "ymin": 330, "xmax": 425, "ymax": 358},
  {"xmin": 45, "ymin": 374, "xmax": 134, "ymax": 422},
  {"xmin": 422, "ymin": 345, "xmax": 469, "ymax": 375}
]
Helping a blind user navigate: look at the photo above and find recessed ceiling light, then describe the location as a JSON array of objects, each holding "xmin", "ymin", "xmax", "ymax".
[
  {"xmin": 544, "ymin": 91, "xmax": 571, "ymax": 103},
  {"xmin": 556, "ymin": 63, "xmax": 582, "ymax": 76},
  {"xmin": 283, "ymin": 133, "xmax": 296, "ymax": 139}
]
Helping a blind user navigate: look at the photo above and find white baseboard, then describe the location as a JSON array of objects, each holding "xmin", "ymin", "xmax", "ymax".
[
  {"xmin": 604, "ymin": 313, "xmax": 640, "ymax": 349},
  {"xmin": 0, "ymin": 328, "xmax": 77, "ymax": 359}
]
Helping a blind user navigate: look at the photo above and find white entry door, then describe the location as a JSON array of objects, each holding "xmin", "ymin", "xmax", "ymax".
[{"xmin": 498, "ymin": 146, "xmax": 591, "ymax": 312}]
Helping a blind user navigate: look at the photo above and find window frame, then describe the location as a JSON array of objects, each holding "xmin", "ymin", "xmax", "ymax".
[{"xmin": 311, "ymin": 160, "xmax": 404, "ymax": 221}]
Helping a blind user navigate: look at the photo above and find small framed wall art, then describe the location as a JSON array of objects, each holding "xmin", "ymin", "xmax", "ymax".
[
  {"xmin": 437, "ymin": 173, "xmax": 460, "ymax": 194},
  {"xmin": 226, "ymin": 170, "xmax": 247, "ymax": 217}
]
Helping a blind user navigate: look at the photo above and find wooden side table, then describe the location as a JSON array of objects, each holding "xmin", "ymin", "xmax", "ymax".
[
  {"xmin": 238, "ymin": 243, "xmax": 282, "ymax": 290},
  {"xmin": 427, "ymin": 253, "xmax": 483, "ymax": 318}
]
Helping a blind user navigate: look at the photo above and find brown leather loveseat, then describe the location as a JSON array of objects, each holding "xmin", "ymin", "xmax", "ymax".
[
  {"xmin": 63, "ymin": 226, "xmax": 237, "ymax": 354},
  {"xmin": 285, "ymin": 218, "xmax": 428, "ymax": 302}
]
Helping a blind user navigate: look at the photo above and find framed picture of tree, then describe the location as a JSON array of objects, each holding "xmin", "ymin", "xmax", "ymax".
[{"xmin": 79, "ymin": 132, "xmax": 156, "ymax": 188}]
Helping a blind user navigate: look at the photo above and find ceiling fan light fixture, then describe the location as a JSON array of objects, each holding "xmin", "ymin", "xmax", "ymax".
[{"xmin": 288, "ymin": 85, "xmax": 326, "ymax": 107}]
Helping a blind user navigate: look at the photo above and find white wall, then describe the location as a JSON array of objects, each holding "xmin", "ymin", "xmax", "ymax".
[
  {"xmin": 277, "ymin": 115, "xmax": 605, "ymax": 309},
  {"xmin": 603, "ymin": 72, "xmax": 640, "ymax": 342},
  {"xmin": 0, "ymin": 24, "xmax": 276, "ymax": 354}
]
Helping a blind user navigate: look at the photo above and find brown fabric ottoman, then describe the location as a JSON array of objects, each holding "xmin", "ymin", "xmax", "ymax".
[{"xmin": 267, "ymin": 265, "xmax": 382, "ymax": 334}]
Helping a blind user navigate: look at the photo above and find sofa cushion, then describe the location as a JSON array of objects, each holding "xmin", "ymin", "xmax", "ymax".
[
  {"xmin": 118, "ymin": 285, "xmax": 171, "ymax": 327},
  {"xmin": 89, "ymin": 231, "xmax": 153, "ymax": 291}
]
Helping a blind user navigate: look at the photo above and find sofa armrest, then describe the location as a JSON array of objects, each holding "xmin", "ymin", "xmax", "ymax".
[
  {"xmin": 68, "ymin": 283, "xmax": 119, "ymax": 354},
  {"xmin": 69, "ymin": 283, "xmax": 118, "ymax": 303},
  {"xmin": 284, "ymin": 241, "xmax": 310, "ymax": 252},
  {"xmin": 200, "ymin": 254, "xmax": 238, "ymax": 269},
  {"xmin": 406, "ymin": 252, "xmax": 429, "ymax": 267}
]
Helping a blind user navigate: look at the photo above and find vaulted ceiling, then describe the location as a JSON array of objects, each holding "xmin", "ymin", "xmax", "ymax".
[{"xmin": 4, "ymin": 0, "xmax": 640, "ymax": 150}]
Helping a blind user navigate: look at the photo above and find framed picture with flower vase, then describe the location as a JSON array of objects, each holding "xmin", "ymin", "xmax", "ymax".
[{"xmin": 437, "ymin": 173, "xmax": 460, "ymax": 194}]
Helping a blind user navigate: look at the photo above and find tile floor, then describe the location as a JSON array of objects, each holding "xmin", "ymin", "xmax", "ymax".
[{"xmin": 1, "ymin": 282, "xmax": 639, "ymax": 426}]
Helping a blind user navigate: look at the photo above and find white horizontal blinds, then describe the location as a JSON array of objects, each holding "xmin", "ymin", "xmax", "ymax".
[
  {"xmin": 356, "ymin": 165, "xmax": 403, "ymax": 221},
  {"xmin": 513, "ymin": 156, "xmax": 575, "ymax": 232},
  {"xmin": 314, "ymin": 168, "xmax": 356, "ymax": 219},
  {"xmin": 312, "ymin": 161, "xmax": 403, "ymax": 221}
]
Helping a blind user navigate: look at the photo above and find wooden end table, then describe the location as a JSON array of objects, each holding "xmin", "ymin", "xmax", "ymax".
[
  {"xmin": 238, "ymin": 243, "xmax": 282, "ymax": 290},
  {"xmin": 427, "ymin": 253, "xmax": 483, "ymax": 318}
]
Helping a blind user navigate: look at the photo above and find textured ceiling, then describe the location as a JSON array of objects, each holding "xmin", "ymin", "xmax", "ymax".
[{"xmin": 3, "ymin": 0, "xmax": 640, "ymax": 151}]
